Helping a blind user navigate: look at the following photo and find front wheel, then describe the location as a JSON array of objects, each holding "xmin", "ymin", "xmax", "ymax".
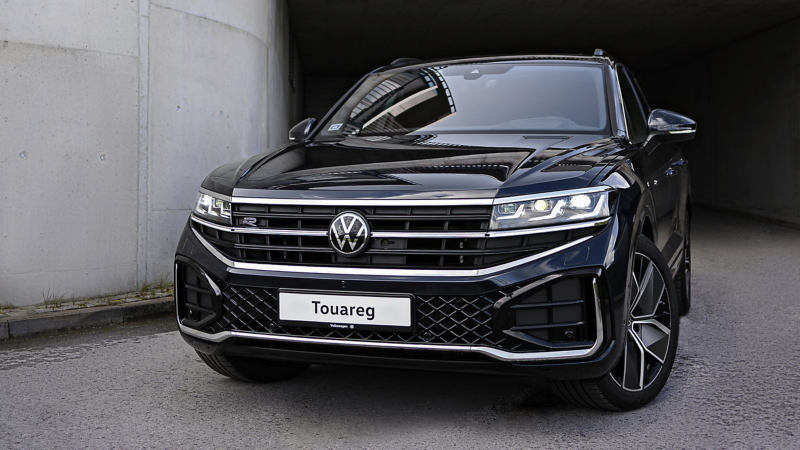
[{"xmin": 550, "ymin": 235, "xmax": 680, "ymax": 411}]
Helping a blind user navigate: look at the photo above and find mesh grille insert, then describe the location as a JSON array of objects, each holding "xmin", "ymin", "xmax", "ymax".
[{"xmin": 203, "ymin": 284, "xmax": 543, "ymax": 352}]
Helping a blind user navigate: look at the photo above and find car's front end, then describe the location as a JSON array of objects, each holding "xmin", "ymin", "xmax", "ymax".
[
  {"xmin": 176, "ymin": 180, "xmax": 635, "ymax": 378},
  {"xmin": 175, "ymin": 53, "xmax": 692, "ymax": 409}
]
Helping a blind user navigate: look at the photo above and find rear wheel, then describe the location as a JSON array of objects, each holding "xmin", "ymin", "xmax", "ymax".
[
  {"xmin": 550, "ymin": 235, "xmax": 679, "ymax": 411},
  {"xmin": 197, "ymin": 351, "xmax": 309, "ymax": 383}
]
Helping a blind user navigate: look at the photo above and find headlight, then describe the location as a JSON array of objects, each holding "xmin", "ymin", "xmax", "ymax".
[
  {"xmin": 193, "ymin": 192, "xmax": 231, "ymax": 224},
  {"xmin": 490, "ymin": 188, "xmax": 612, "ymax": 230}
]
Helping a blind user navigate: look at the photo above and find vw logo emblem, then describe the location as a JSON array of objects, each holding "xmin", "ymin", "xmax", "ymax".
[{"xmin": 328, "ymin": 211, "xmax": 371, "ymax": 257}]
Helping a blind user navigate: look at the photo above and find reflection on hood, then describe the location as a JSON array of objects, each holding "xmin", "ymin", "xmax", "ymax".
[{"xmin": 213, "ymin": 134, "xmax": 625, "ymax": 198}]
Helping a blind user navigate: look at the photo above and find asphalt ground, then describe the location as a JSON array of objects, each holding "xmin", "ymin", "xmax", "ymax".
[{"xmin": 1, "ymin": 209, "xmax": 798, "ymax": 449}]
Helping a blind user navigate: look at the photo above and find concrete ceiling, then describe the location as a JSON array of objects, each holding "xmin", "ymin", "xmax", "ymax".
[{"xmin": 288, "ymin": 0, "xmax": 800, "ymax": 75}]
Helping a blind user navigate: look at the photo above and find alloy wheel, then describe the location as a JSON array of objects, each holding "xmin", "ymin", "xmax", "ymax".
[{"xmin": 610, "ymin": 252, "xmax": 673, "ymax": 391}]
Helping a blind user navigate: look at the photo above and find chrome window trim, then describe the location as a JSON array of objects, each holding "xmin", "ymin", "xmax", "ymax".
[
  {"xmin": 191, "ymin": 227, "xmax": 594, "ymax": 277},
  {"xmin": 176, "ymin": 278, "xmax": 604, "ymax": 363},
  {"xmin": 191, "ymin": 214, "xmax": 609, "ymax": 239}
]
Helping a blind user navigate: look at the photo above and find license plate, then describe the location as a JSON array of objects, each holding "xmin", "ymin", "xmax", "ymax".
[{"xmin": 278, "ymin": 290, "xmax": 412, "ymax": 332}]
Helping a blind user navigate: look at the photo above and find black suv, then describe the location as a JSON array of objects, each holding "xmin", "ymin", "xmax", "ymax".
[{"xmin": 175, "ymin": 51, "xmax": 694, "ymax": 411}]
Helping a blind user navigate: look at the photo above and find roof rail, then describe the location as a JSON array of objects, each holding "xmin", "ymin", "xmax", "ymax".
[
  {"xmin": 390, "ymin": 57, "xmax": 422, "ymax": 66},
  {"xmin": 593, "ymin": 49, "xmax": 618, "ymax": 61}
]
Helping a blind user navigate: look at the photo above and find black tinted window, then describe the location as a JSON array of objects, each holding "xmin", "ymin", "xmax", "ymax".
[
  {"xmin": 618, "ymin": 69, "xmax": 647, "ymax": 141},
  {"xmin": 318, "ymin": 63, "xmax": 610, "ymax": 138}
]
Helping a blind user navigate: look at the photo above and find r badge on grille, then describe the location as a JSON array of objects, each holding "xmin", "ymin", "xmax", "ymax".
[{"xmin": 328, "ymin": 211, "xmax": 371, "ymax": 257}]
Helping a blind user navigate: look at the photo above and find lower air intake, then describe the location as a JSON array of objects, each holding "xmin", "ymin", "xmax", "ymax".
[{"xmin": 175, "ymin": 262, "xmax": 221, "ymax": 329}]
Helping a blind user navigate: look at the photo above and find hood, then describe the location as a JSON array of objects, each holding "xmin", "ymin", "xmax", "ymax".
[{"xmin": 202, "ymin": 134, "xmax": 626, "ymax": 201}]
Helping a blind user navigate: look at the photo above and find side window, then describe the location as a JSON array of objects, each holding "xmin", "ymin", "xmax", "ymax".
[{"xmin": 618, "ymin": 68, "xmax": 647, "ymax": 142}]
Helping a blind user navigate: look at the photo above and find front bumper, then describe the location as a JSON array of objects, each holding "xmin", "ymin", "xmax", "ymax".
[{"xmin": 175, "ymin": 213, "xmax": 632, "ymax": 380}]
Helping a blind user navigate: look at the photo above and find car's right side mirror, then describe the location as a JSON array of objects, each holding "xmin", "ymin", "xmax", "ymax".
[{"xmin": 647, "ymin": 109, "xmax": 696, "ymax": 142}]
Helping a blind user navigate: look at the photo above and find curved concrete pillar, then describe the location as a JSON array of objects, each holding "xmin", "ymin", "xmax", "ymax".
[{"xmin": 0, "ymin": 0, "xmax": 301, "ymax": 306}]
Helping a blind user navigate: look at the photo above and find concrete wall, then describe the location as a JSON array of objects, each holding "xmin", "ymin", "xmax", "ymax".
[
  {"xmin": 644, "ymin": 17, "xmax": 800, "ymax": 223},
  {"xmin": 0, "ymin": 0, "xmax": 301, "ymax": 306}
]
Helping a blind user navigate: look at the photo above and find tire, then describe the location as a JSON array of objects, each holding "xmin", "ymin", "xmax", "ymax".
[
  {"xmin": 675, "ymin": 210, "xmax": 691, "ymax": 315},
  {"xmin": 550, "ymin": 235, "xmax": 680, "ymax": 411},
  {"xmin": 197, "ymin": 351, "xmax": 309, "ymax": 383}
]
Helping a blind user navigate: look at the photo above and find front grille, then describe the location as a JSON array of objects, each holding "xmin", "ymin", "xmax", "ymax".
[
  {"xmin": 203, "ymin": 284, "xmax": 544, "ymax": 352},
  {"xmin": 233, "ymin": 204, "xmax": 491, "ymax": 232},
  {"xmin": 192, "ymin": 204, "xmax": 601, "ymax": 269}
]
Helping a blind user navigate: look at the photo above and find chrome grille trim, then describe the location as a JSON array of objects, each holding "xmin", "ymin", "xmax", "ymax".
[
  {"xmin": 230, "ymin": 196, "xmax": 495, "ymax": 206},
  {"xmin": 192, "ymin": 216, "xmax": 328, "ymax": 236},
  {"xmin": 190, "ymin": 215, "xmax": 609, "ymax": 239},
  {"xmin": 192, "ymin": 227, "xmax": 593, "ymax": 277}
]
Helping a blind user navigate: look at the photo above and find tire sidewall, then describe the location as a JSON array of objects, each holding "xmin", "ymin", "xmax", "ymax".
[{"xmin": 597, "ymin": 235, "xmax": 681, "ymax": 409}]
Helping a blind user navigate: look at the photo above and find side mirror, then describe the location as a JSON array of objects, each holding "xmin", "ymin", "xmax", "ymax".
[
  {"xmin": 289, "ymin": 118, "xmax": 316, "ymax": 142},
  {"xmin": 647, "ymin": 109, "xmax": 696, "ymax": 142}
]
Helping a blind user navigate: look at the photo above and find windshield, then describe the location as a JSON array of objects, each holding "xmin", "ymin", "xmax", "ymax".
[{"xmin": 316, "ymin": 62, "xmax": 609, "ymax": 139}]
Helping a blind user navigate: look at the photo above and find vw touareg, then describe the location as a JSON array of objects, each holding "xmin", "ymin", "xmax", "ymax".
[{"xmin": 175, "ymin": 50, "xmax": 695, "ymax": 411}]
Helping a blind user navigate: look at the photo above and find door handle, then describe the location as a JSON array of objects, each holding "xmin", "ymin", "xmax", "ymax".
[
  {"xmin": 664, "ymin": 168, "xmax": 678, "ymax": 177},
  {"xmin": 671, "ymin": 159, "xmax": 688, "ymax": 167}
]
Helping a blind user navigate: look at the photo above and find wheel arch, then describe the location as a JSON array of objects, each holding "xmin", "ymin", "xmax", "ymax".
[{"xmin": 639, "ymin": 216, "xmax": 655, "ymax": 242}]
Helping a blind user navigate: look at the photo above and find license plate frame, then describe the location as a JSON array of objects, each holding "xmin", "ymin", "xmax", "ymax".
[{"xmin": 278, "ymin": 289, "xmax": 414, "ymax": 333}]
